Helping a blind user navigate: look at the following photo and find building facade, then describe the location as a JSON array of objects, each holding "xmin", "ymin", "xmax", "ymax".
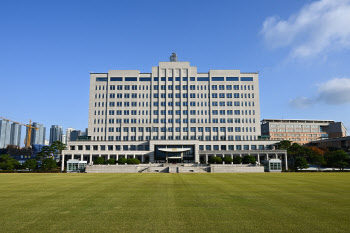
[
  {"xmin": 261, "ymin": 119, "xmax": 347, "ymax": 145},
  {"xmin": 10, "ymin": 123, "xmax": 21, "ymax": 147},
  {"xmin": 0, "ymin": 120, "xmax": 12, "ymax": 148},
  {"xmin": 28, "ymin": 122, "xmax": 46, "ymax": 146},
  {"xmin": 62, "ymin": 56, "xmax": 287, "ymax": 170},
  {"xmin": 0, "ymin": 120, "xmax": 22, "ymax": 148},
  {"xmin": 89, "ymin": 59, "xmax": 261, "ymax": 142},
  {"xmin": 49, "ymin": 125, "xmax": 63, "ymax": 145}
]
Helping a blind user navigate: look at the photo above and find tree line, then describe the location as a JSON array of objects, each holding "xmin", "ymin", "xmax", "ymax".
[
  {"xmin": 277, "ymin": 140, "xmax": 349, "ymax": 171},
  {"xmin": 0, "ymin": 141, "xmax": 66, "ymax": 172}
]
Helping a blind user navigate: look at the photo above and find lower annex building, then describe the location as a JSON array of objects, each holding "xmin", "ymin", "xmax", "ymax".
[{"xmin": 62, "ymin": 54, "xmax": 287, "ymax": 170}]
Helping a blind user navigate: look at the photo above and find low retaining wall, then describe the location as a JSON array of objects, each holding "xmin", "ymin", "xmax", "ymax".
[
  {"xmin": 210, "ymin": 165, "xmax": 264, "ymax": 173},
  {"xmin": 85, "ymin": 164, "xmax": 264, "ymax": 173}
]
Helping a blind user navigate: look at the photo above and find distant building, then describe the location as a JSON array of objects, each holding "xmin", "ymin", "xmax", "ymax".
[
  {"xmin": 261, "ymin": 119, "xmax": 347, "ymax": 145},
  {"xmin": 65, "ymin": 127, "xmax": 75, "ymax": 143},
  {"xmin": 10, "ymin": 123, "xmax": 22, "ymax": 147},
  {"xmin": 49, "ymin": 125, "xmax": 63, "ymax": 145},
  {"xmin": 70, "ymin": 130, "xmax": 82, "ymax": 141},
  {"xmin": 0, "ymin": 120, "xmax": 12, "ymax": 148},
  {"xmin": 62, "ymin": 134, "xmax": 66, "ymax": 145},
  {"xmin": 28, "ymin": 122, "xmax": 46, "ymax": 146},
  {"xmin": 308, "ymin": 136, "xmax": 350, "ymax": 152}
]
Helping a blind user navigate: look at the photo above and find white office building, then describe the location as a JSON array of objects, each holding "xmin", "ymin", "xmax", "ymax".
[{"xmin": 62, "ymin": 54, "xmax": 287, "ymax": 170}]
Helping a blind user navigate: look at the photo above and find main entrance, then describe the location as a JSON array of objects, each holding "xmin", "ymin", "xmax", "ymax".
[{"xmin": 154, "ymin": 145, "xmax": 195, "ymax": 163}]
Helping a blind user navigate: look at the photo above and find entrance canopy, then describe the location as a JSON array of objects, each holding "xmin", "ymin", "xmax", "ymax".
[{"xmin": 158, "ymin": 148, "xmax": 191, "ymax": 153}]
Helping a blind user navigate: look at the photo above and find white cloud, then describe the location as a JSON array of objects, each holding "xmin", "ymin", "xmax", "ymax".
[
  {"xmin": 261, "ymin": 0, "xmax": 350, "ymax": 58},
  {"xmin": 317, "ymin": 78, "xmax": 350, "ymax": 104},
  {"xmin": 289, "ymin": 97, "xmax": 313, "ymax": 109},
  {"xmin": 289, "ymin": 77, "xmax": 350, "ymax": 108}
]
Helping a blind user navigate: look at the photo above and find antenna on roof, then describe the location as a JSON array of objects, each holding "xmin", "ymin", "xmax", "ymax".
[{"xmin": 170, "ymin": 52, "xmax": 177, "ymax": 62}]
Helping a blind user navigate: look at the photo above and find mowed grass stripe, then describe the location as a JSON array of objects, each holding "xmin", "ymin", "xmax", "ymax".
[{"xmin": 0, "ymin": 173, "xmax": 349, "ymax": 233}]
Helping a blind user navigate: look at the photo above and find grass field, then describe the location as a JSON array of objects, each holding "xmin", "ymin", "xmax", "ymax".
[{"xmin": 0, "ymin": 173, "xmax": 350, "ymax": 233}]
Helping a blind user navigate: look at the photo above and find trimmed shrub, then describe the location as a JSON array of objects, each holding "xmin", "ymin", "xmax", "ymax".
[
  {"xmin": 233, "ymin": 156, "xmax": 242, "ymax": 164},
  {"xmin": 117, "ymin": 157, "xmax": 127, "ymax": 164},
  {"xmin": 242, "ymin": 155, "xmax": 256, "ymax": 164},
  {"xmin": 94, "ymin": 157, "xmax": 105, "ymax": 165},
  {"xmin": 106, "ymin": 159, "xmax": 116, "ymax": 164},
  {"xmin": 126, "ymin": 158, "xmax": 140, "ymax": 164},
  {"xmin": 208, "ymin": 156, "xmax": 223, "ymax": 164},
  {"xmin": 223, "ymin": 156, "xmax": 233, "ymax": 164}
]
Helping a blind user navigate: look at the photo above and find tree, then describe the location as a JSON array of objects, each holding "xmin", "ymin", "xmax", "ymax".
[
  {"xmin": 23, "ymin": 159, "xmax": 37, "ymax": 171},
  {"xmin": 208, "ymin": 156, "xmax": 222, "ymax": 164},
  {"xmin": 233, "ymin": 156, "xmax": 242, "ymax": 164},
  {"xmin": 277, "ymin": 140, "xmax": 292, "ymax": 150},
  {"xmin": 325, "ymin": 150, "xmax": 349, "ymax": 170},
  {"xmin": 118, "ymin": 157, "xmax": 127, "ymax": 164},
  {"xmin": 51, "ymin": 141, "xmax": 66, "ymax": 161},
  {"xmin": 0, "ymin": 154, "xmax": 20, "ymax": 170},
  {"xmin": 223, "ymin": 156, "xmax": 233, "ymax": 164},
  {"xmin": 41, "ymin": 158, "xmax": 57, "ymax": 171},
  {"xmin": 294, "ymin": 157, "xmax": 309, "ymax": 171},
  {"xmin": 36, "ymin": 146, "xmax": 55, "ymax": 161},
  {"xmin": 309, "ymin": 154, "xmax": 326, "ymax": 171},
  {"xmin": 126, "ymin": 158, "xmax": 140, "ymax": 164},
  {"xmin": 94, "ymin": 157, "xmax": 105, "ymax": 164},
  {"xmin": 242, "ymin": 155, "xmax": 256, "ymax": 164},
  {"xmin": 106, "ymin": 158, "xmax": 116, "ymax": 164}
]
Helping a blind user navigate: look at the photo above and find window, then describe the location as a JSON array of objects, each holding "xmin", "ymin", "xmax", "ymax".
[
  {"xmin": 241, "ymin": 77, "xmax": 253, "ymax": 81},
  {"xmin": 110, "ymin": 77, "xmax": 122, "ymax": 81},
  {"xmin": 226, "ymin": 77, "xmax": 239, "ymax": 81},
  {"xmin": 198, "ymin": 77, "xmax": 209, "ymax": 81},
  {"xmin": 212, "ymin": 77, "xmax": 224, "ymax": 81},
  {"xmin": 125, "ymin": 77, "xmax": 137, "ymax": 81}
]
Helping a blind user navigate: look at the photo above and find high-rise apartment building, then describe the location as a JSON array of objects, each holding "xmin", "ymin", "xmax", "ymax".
[
  {"xmin": 10, "ymin": 123, "xmax": 22, "ymax": 147},
  {"xmin": 49, "ymin": 125, "xmax": 63, "ymax": 145},
  {"xmin": 28, "ymin": 122, "xmax": 46, "ymax": 146},
  {"xmin": 65, "ymin": 127, "xmax": 75, "ymax": 143},
  {"xmin": 0, "ymin": 120, "xmax": 12, "ymax": 148},
  {"xmin": 62, "ymin": 55, "xmax": 287, "ymax": 168},
  {"xmin": 261, "ymin": 119, "xmax": 347, "ymax": 145}
]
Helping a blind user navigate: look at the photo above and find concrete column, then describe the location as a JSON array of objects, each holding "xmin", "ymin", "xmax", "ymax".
[
  {"xmin": 80, "ymin": 154, "xmax": 83, "ymax": 161},
  {"xmin": 71, "ymin": 154, "xmax": 74, "ymax": 160},
  {"xmin": 98, "ymin": 154, "xmax": 101, "ymax": 157},
  {"xmin": 240, "ymin": 154, "xmax": 242, "ymax": 164},
  {"xmin": 275, "ymin": 153, "xmax": 278, "ymax": 159},
  {"xmin": 257, "ymin": 153, "xmax": 260, "ymax": 165},
  {"xmin": 285, "ymin": 153, "xmax": 288, "ymax": 170},
  {"xmin": 107, "ymin": 154, "xmax": 110, "ymax": 160},
  {"xmin": 205, "ymin": 154, "xmax": 208, "ymax": 164},
  {"xmin": 61, "ymin": 153, "xmax": 65, "ymax": 171},
  {"xmin": 116, "ymin": 154, "xmax": 119, "ymax": 161},
  {"xmin": 266, "ymin": 154, "xmax": 269, "ymax": 160},
  {"xmin": 133, "ymin": 154, "xmax": 135, "ymax": 159},
  {"xmin": 141, "ymin": 155, "xmax": 144, "ymax": 163},
  {"xmin": 89, "ymin": 154, "xmax": 92, "ymax": 164}
]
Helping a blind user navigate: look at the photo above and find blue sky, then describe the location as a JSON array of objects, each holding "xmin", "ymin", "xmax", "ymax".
[{"xmin": 1, "ymin": 0, "xmax": 350, "ymax": 143}]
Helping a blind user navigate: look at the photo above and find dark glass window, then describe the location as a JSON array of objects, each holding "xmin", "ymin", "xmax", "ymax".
[
  {"xmin": 125, "ymin": 77, "xmax": 137, "ymax": 81},
  {"xmin": 226, "ymin": 77, "xmax": 239, "ymax": 81},
  {"xmin": 212, "ymin": 77, "xmax": 224, "ymax": 81},
  {"xmin": 241, "ymin": 77, "xmax": 253, "ymax": 81},
  {"xmin": 110, "ymin": 77, "xmax": 122, "ymax": 81}
]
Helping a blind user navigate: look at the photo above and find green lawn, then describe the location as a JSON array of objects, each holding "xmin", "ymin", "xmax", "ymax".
[{"xmin": 0, "ymin": 173, "xmax": 350, "ymax": 233}]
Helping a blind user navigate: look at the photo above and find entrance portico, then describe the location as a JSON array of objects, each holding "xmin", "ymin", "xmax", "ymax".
[{"xmin": 158, "ymin": 148, "xmax": 191, "ymax": 163}]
